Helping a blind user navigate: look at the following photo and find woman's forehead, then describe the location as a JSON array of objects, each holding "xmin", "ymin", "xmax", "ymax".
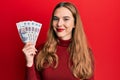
[{"xmin": 53, "ymin": 7, "xmax": 73, "ymax": 17}]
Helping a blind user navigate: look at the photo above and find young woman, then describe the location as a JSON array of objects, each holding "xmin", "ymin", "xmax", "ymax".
[{"xmin": 23, "ymin": 2, "xmax": 94, "ymax": 80}]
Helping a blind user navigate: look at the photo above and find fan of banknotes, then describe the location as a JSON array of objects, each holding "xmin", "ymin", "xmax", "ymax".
[{"xmin": 16, "ymin": 21, "xmax": 42, "ymax": 44}]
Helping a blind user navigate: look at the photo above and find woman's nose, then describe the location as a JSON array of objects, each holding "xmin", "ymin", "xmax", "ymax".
[{"xmin": 57, "ymin": 19, "xmax": 63, "ymax": 27}]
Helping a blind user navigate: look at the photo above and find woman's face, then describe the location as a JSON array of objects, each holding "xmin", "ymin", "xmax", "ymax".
[{"xmin": 52, "ymin": 7, "xmax": 75, "ymax": 40}]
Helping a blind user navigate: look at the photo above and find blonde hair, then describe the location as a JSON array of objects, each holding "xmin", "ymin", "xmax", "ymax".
[{"xmin": 36, "ymin": 2, "xmax": 94, "ymax": 79}]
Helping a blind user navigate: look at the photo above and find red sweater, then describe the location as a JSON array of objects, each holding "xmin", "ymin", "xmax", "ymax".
[{"xmin": 26, "ymin": 39, "xmax": 94, "ymax": 80}]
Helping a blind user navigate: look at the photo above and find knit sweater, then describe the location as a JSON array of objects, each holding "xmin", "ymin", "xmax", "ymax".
[{"xmin": 26, "ymin": 39, "xmax": 94, "ymax": 80}]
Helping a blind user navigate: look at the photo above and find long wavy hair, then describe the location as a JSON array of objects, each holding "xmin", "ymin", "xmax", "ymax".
[{"xmin": 36, "ymin": 2, "xmax": 94, "ymax": 80}]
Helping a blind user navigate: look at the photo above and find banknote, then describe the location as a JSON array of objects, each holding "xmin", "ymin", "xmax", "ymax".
[{"xmin": 16, "ymin": 21, "xmax": 42, "ymax": 44}]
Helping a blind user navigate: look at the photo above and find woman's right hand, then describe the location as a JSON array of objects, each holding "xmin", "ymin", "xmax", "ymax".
[{"xmin": 22, "ymin": 42, "xmax": 37, "ymax": 67}]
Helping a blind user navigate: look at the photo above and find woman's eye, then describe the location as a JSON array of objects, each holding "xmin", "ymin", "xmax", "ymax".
[
  {"xmin": 64, "ymin": 18, "xmax": 69, "ymax": 21},
  {"xmin": 63, "ymin": 18, "xmax": 69, "ymax": 21},
  {"xmin": 53, "ymin": 16, "xmax": 59, "ymax": 20}
]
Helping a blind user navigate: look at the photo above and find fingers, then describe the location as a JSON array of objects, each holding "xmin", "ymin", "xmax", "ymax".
[
  {"xmin": 22, "ymin": 42, "xmax": 37, "ymax": 56},
  {"xmin": 24, "ymin": 48, "xmax": 36, "ymax": 56}
]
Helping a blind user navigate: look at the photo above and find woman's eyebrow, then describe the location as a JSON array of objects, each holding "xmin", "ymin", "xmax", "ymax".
[
  {"xmin": 63, "ymin": 16, "xmax": 71, "ymax": 18},
  {"xmin": 53, "ymin": 16, "xmax": 71, "ymax": 19}
]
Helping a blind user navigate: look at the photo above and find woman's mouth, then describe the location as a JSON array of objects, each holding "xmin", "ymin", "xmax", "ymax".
[{"xmin": 57, "ymin": 28, "xmax": 65, "ymax": 32}]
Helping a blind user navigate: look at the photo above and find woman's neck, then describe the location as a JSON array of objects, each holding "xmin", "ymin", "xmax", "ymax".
[{"xmin": 57, "ymin": 38, "xmax": 71, "ymax": 47}]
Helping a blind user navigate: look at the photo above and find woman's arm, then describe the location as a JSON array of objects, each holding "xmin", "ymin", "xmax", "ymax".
[
  {"xmin": 26, "ymin": 65, "xmax": 41, "ymax": 80},
  {"xmin": 22, "ymin": 42, "xmax": 41, "ymax": 80}
]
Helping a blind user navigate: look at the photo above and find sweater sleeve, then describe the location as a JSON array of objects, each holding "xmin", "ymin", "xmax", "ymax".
[{"xmin": 26, "ymin": 64, "xmax": 41, "ymax": 80}]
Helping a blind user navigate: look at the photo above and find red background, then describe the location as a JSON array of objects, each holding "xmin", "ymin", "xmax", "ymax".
[{"xmin": 0, "ymin": 0, "xmax": 120, "ymax": 80}]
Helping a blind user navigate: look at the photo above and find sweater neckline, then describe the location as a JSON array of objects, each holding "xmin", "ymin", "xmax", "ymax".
[{"xmin": 57, "ymin": 38, "xmax": 71, "ymax": 47}]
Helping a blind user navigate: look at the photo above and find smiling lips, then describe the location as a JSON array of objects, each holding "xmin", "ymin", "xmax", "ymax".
[{"xmin": 57, "ymin": 28, "xmax": 65, "ymax": 32}]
